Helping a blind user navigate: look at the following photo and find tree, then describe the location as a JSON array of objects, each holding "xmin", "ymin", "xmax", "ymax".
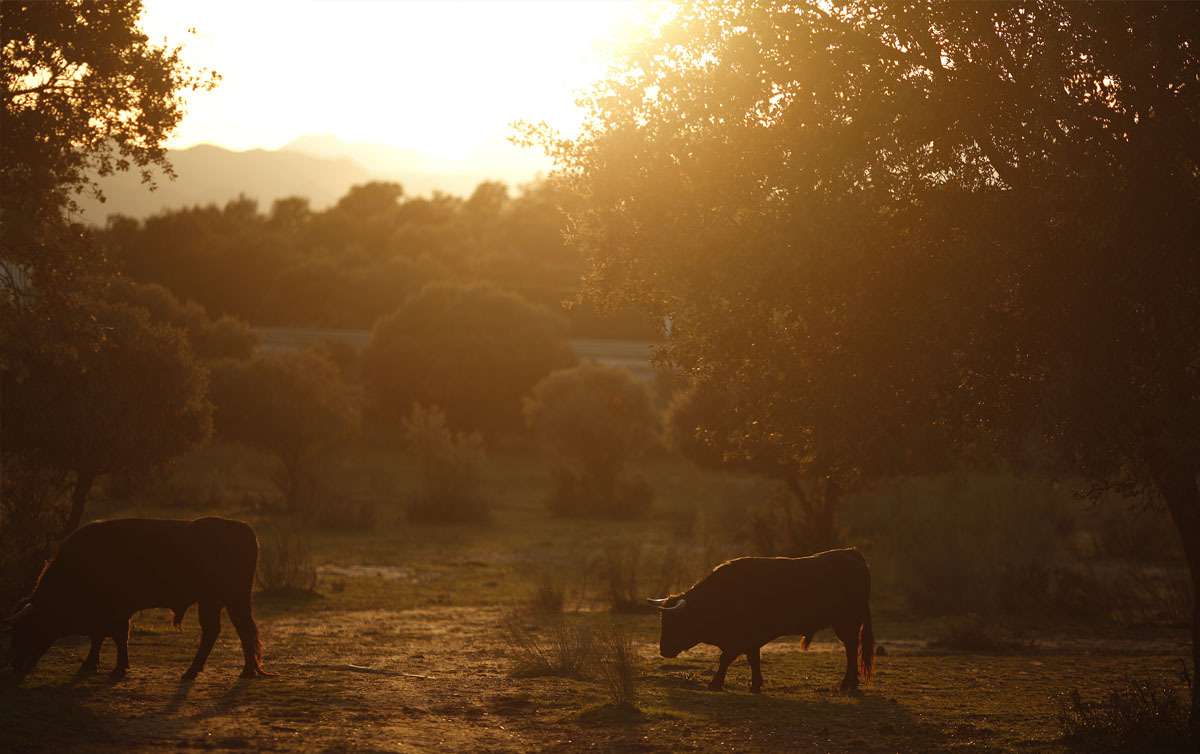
[
  {"xmin": 525, "ymin": 363, "xmax": 658, "ymax": 518},
  {"xmin": 555, "ymin": 1, "xmax": 1200, "ymax": 723},
  {"xmin": 1, "ymin": 301, "xmax": 213, "ymax": 534},
  {"xmin": 362, "ymin": 282, "xmax": 576, "ymax": 435},
  {"xmin": 104, "ymin": 277, "xmax": 258, "ymax": 360},
  {"xmin": 209, "ymin": 350, "xmax": 358, "ymax": 511},
  {"xmin": 2, "ymin": 0, "xmax": 216, "ymax": 297}
]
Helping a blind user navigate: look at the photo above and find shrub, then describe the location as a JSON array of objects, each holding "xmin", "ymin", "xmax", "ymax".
[
  {"xmin": 863, "ymin": 472, "xmax": 1075, "ymax": 616},
  {"xmin": 295, "ymin": 484, "xmax": 379, "ymax": 531},
  {"xmin": 928, "ymin": 614, "xmax": 1033, "ymax": 653},
  {"xmin": 1057, "ymin": 678, "xmax": 1195, "ymax": 753},
  {"xmin": 597, "ymin": 626, "xmax": 640, "ymax": 709},
  {"xmin": 257, "ymin": 525, "xmax": 319, "ymax": 596},
  {"xmin": 502, "ymin": 616, "xmax": 595, "ymax": 678},
  {"xmin": 525, "ymin": 364, "xmax": 658, "ymax": 518},
  {"xmin": 403, "ymin": 405, "xmax": 490, "ymax": 523},
  {"xmin": 363, "ymin": 282, "xmax": 575, "ymax": 435}
]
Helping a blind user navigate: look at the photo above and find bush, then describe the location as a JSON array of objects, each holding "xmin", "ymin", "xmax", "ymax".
[
  {"xmin": 257, "ymin": 525, "xmax": 319, "ymax": 595},
  {"xmin": 403, "ymin": 405, "xmax": 490, "ymax": 523},
  {"xmin": 525, "ymin": 364, "xmax": 658, "ymax": 518},
  {"xmin": 502, "ymin": 616, "xmax": 595, "ymax": 678},
  {"xmin": 1057, "ymin": 679, "xmax": 1195, "ymax": 753},
  {"xmin": 863, "ymin": 473, "xmax": 1075, "ymax": 616},
  {"xmin": 928, "ymin": 613, "xmax": 1034, "ymax": 653},
  {"xmin": 363, "ymin": 282, "xmax": 575, "ymax": 435},
  {"xmin": 294, "ymin": 483, "xmax": 379, "ymax": 531},
  {"xmin": 597, "ymin": 626, "xmax": 640, "ymax": 710}
]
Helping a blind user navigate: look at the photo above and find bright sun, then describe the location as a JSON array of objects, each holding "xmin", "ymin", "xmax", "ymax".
[{"xmin": 141, "ymin": 0, "xmax": 659, "ymax": 174}]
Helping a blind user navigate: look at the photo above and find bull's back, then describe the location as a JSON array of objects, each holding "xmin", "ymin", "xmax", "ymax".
[
  {"xmin": 45, "ymin": 517, "xmax": 258, "ymax": 613},
  {"xmin": 696, "ymin": 549, "xmax": 871, "ymax": 641}
]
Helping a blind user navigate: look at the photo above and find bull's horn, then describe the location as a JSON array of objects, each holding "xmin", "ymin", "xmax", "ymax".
[
  {"xmin": 658, "ymin": 598, "xmax": 687, "ymax": 612},
  {"xmin": 645, "ymin": 597, "xmax": 672, "ymax": 607},
  {"xmin": 1, "ymin": 601, "xmax": 34, "ymax": 628}
]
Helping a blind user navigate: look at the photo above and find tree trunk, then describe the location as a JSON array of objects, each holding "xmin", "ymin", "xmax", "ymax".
[
  {"xmin": 783, "ymin": 475, "xmax": 839, "ymax": 553},
  {"xmin": 62, "ymin": 470, "xmax": 96, "ymax": 537},
  {"xmin": 1159, "ymin": 466, "xmax": 1200, "ymax": 733}
]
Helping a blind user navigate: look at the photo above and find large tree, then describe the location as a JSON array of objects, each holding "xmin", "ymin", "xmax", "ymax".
[
  {"xmin": 1, "ymin": 301, "xmax": 213, "ymax": 534},
  {"xmin": 362, "ymin": 282, "xmax": 576, "ymax": 435},
  {"xmin": 209, "ymin": 350, "xmax": 358, "ymax": 512},
  {"xmin": 555, "ymin": 1, "xmax": 1200, "ymax": 723},
  {"xmin": 1, "ymin": 1, "xmax": 216, "ymax": 552},
  {"xmin": 2, "ymin": 0, "xmax": 216, "ymax": 296}
]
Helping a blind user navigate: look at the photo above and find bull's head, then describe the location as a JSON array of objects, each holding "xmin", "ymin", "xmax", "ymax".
[
  {"xmin": 646, "ymin": 596, "xmax": 697, "ymax": 658},
  {"xmin": 2, "ymin": 601, "xmax": 53, "ymax": 676}
]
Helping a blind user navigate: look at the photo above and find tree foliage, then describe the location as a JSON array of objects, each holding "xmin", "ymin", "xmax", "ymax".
[
  {"xmin": 209, "ymin": 350, "xmax": 358, "ymax": 510},
  {"xmin": 525, "ymin": 363, "xmax": 658, "ymax": 517},
  {"xmin": 363, "ymin": 282, "xmax": 576, "ymax": 435},
  {"xmin": 1, "ymin": 300, "xmax": 213, "ymax": 533},
  {"xmin": 104, "ymin": 277, "xmax": 257, "ymax": 360},
  {"xmin": 555, "ymin": 0, "xmax": 1200, "ymax": 721},
  {"xmin": 1, "ymin": 0, "xmax": 216, "ymax": 298}
]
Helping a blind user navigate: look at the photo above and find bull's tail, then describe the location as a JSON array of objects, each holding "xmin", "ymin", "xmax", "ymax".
[{"xmin": 858, "ymin": 605, "xmax": 875, "ymax": 683}]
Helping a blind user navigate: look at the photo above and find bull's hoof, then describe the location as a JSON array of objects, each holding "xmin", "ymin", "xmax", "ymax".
[
  {"xmin": 181, "ymin": 667, "xmax": 201, "ymax": 682},
  {"xmin": 706, "ymin": 681, "xmax": 725, "ymax": 692},
  {"xmin": 837, "ymin": 681, "xmax": 860, "ymax": 696},
  {"xmin": 750, "ymin": 684, "xmax": 763, "ymax": 694},
  {"xmin": 108, "ymin": 667, "xmax": 127, "ymax": 681}
]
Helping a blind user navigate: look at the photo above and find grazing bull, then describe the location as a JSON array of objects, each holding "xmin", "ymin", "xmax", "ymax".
[
  {"xmin": 647, "ymin": 547, "xmax": 874, "ymax": 693},
  {"xmin": 2, "ymin": 517, "xmax": 270, "ymax": 680}
]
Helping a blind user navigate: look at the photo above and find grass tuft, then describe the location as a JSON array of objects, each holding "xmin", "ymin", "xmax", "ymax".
[{"xmin": 502, "ymin": 616, "xmax": 595, "ymax": 678}]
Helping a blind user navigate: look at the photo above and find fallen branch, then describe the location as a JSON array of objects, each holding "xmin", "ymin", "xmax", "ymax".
[{"xmin": 310, "ymin": 663, "xmax": 433, "ymax": 679}]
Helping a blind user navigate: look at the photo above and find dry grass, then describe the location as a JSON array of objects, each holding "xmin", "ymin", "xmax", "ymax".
[
  {"xmin": 596, "ymin": 625, "xmax": 640, "ymax": 709},
  {"xmin": 256, "ymin": 525, "xmax": 319, "ymax": 595},
  {"xmin": 502, "ymin": 615, "xmax": 595, "ymax": 678}
]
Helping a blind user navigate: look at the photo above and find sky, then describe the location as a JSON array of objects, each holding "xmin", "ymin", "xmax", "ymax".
[{"xmin": 141, "ymin": 0, "xmax": 659, "ymax": 183}]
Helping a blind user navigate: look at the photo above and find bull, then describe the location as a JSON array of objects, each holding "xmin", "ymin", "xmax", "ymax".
[
  {"xmin": 2, "ymin": 517, "xmax": 270, "ymax": 680},
  {"xmin": 647, "ymin": 547, "xmax": 874, "ymax": 693}
]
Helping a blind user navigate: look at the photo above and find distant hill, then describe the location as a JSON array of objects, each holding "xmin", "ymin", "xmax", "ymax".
[
  {"xmin": 283, "ymin": 134, "xmax": 548, "ymax": 198},
  {"xmin": 76, "ymin": 144, "xmax": 373, "ymax": 223},
  {"xmin": 74, "ymin": 136, "xmax": 551, "ymax": 224}
]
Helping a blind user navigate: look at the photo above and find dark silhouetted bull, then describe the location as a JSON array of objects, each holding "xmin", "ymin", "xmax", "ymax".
[
  {"xmin": 2, "ymin": 517, "xmax": 269, "ymax": 680},
  {"xmin": 647, "ymin": 547, "xmax": 874, "ymax": 693}
]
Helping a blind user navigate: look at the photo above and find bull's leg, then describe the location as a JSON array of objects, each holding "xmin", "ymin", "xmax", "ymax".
[
  {"xmin": 227, "ymin": 597, "xmax": 270, "ymax": 678},
  {"xmin": 80, "ymin": 634, "xmax": 103, "ymax": 673},
  {"xmin": 834, "ymin": 622, "xmax": 859, "ymax": 693},
  {"xmin": 181, "ymin": 601, "xmax": 221, "ymax": 681},
  {"xmin": 747, "ymin": 646, "xmax": 764, "ymax": 694},
  {"xmin": 708, "ymin": 649, "xmax": 738, "ymax": 691},
  {"xmin": 109, "ymin": 619, "xmax": 131, "ymax": 680}
]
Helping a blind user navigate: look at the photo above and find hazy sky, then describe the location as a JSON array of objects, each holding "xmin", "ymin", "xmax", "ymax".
[{"xmin": 141, "ymin": 0, "xmax": 657, "ymax": 181}]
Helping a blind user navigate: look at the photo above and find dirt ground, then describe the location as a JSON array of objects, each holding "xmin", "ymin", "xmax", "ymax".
[{"xmin": 0, "ymin": 461, "xmax": 1191, "ymax": 753}]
